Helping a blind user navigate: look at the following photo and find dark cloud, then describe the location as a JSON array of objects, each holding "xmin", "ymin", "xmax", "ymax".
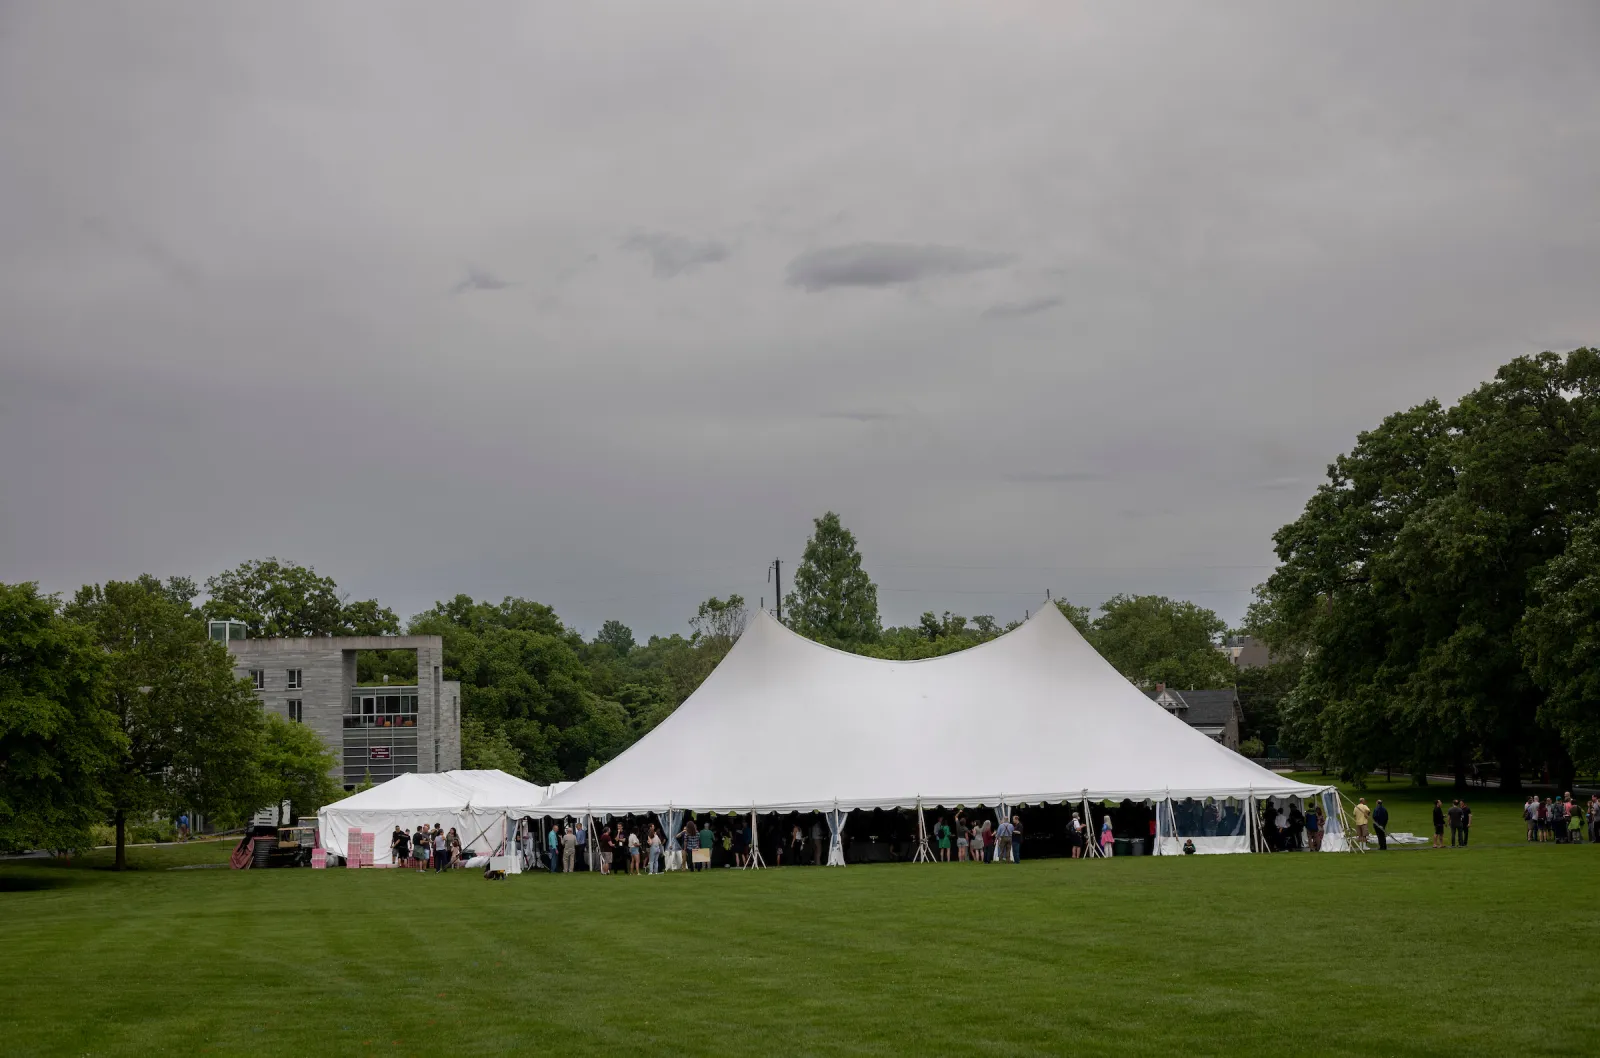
[
  {"xmin": 982, "ymin": 295, "xmax": 1063, "ymax": 320},
  {"xmin": 452, "ymin": 267, "xmax": 511, "ymax": 294},
  {"xmin": 786, "ymin": 242, "xmax": 1012, "ymax": 291},
  {"xmin": 622, "ymin": 232, "xmax": 730, "ymax": 278}
]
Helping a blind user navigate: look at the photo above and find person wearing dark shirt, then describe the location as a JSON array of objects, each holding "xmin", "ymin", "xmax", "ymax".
[
  {"xmin": 1431, "ymin": 800, "xmax": 1445, "ymax": 849},
  {"xmin": 1372, "ymin": 800, "xmax": 1389, "ymax": 851},
  {"xmin": 1447, "ymin": 801, "xmax": 1464, "ymax": 847},
  {"xmin": 597, "ymin": 825, "xmax": 614, "ymax": 876},
  {"xmin": 1460, "ymin": 801, "xmax": 1472, "ymax": 846}
]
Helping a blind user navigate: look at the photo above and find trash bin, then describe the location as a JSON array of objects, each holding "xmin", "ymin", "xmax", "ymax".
[
  {"xmin": 1128, "ymin": 838, "xmax": 1146, "ymax": 856},
  {"xmin": 1113, "ymin": 837, "xmax": 1131, "ymax": 857}
]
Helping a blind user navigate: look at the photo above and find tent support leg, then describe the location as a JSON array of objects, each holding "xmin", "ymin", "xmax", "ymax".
[
  {"xmin": 744, "ymin": 809, "xmax": 766, "ymax": 869},
  {"xmin": 912, "ymin": 803, "xmax": 934, "ymax": 863}
]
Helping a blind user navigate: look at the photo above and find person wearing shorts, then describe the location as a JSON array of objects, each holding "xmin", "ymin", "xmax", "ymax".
[
  {"xmin": 955, "ymin": 828, "xmax": 969, "ymax": 862},
  {"xmin": 627, "ymin": 830, "xmax": 641, "ymax": 875}
]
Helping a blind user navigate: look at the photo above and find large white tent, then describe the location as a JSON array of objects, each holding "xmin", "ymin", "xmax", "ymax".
[
  {"xmin": 317, "ymin": 769, "xmax": 558, "ymax": 865},
  {"xmin": 529, "ymin": 603, "xmax": 1344, "ymax": 855}
]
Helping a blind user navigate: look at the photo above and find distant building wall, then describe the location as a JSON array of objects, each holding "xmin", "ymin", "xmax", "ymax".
[{"xmin": 226, "ymin": 635, "xmax": 460, "ymax": 788}]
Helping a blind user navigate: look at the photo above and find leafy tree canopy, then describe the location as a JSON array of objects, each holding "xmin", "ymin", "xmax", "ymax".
[
  {"xmin": 66, "ymin": 576, "xmax": 266, "ymax": 867},
  {"xmin": 0, "ymin": 582, "xmax": 121, "ymax": 854},
  {"xmin": 202, "ymin": 557, "xmax": 396, "ymax": 638}
]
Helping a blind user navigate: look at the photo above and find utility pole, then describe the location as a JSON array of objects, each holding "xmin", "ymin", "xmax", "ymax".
[{"xmin": 768, "ymin": 558, "xmax": 783, "ymax": 622}]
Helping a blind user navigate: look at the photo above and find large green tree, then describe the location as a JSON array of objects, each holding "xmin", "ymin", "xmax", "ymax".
[
  {"xmin": 66, "ymin": 576, "xmax": 266, "ymax": 868},
  {"xmin": 1520, "ymin": 511, "xmax": 1600, "ymax": 771},
  {"xmin": 785, "ymin": 512, "xmax": 881, "ymax": 647},
  {"xmin": 1088, "ymin": 594, "xmax": 1238, "ymax": 690},
  {"xmin": 254, "ymin": 714, "xmax": 340, "ymax": 821},
  {"xmin": 0, "ymin": 583, "xmax": 122, "ymax": 854},
  {"xmin": 1255, "ymin": 349, "xmax": 1600, "ymax": 790},
  {"xmin": 202, "ymin": 557, "xmax": 397, "ymax": 638}
]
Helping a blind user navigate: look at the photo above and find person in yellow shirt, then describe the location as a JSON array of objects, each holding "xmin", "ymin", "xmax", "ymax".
[{"xmin": 1352, "ymin": 798, "xmax": 1372, "ymax": 845}]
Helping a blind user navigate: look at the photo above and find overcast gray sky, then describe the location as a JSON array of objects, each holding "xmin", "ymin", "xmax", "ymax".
[{"xmin": 3, "ymin": 2, "xmax": 1598, "ymax": 638}]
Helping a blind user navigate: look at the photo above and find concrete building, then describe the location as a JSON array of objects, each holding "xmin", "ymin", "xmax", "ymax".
[{"xmin": 218, "ymin": 624, "xmax": 461, "ymax": 789}]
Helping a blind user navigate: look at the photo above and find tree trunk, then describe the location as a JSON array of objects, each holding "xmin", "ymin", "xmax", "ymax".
[
  {"xmin": 114, "ymin": 810, "xmax": 127, "ymax": 871},
  {"xmin": 1453, "ymin": 747, "xmax": 1468, "ymax": 793}
]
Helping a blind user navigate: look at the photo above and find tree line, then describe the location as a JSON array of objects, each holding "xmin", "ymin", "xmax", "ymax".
[
  {"xmin": 1247, "ymin": 348, "xmax": 1600, "ymax": 791},
  {"xmin": 2, "ymin": 522, "xmax": 1247, "ymax": 859}
]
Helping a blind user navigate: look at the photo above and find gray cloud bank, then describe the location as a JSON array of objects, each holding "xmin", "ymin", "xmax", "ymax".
[{"xmin": 786, "ymin": 242, "xmax": 1012, "ymax": 291}]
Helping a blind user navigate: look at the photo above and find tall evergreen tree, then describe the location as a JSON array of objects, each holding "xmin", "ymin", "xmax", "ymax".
[{"xmin": 785, "ymin": 512, "xmax": 881, "ymax": 647}]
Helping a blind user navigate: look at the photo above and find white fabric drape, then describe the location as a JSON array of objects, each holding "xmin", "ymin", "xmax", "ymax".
[
  {"xmin": 1154, "ymin": 797, "xmax": 1175, "ymax": 856},
  {"xmin": 825, "ymin": 808, "xmax": 848, "ymax": 866},
  {"xmin": 657, "ymin": 808, "xmax": 685, "ymax": 870},
  {"xmin": 1319, "ymin": 789, "xmax": 1349, "ymax": 852}
]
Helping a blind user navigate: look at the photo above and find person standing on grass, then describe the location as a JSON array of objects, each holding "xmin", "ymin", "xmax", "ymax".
[
  {"xmin": 995, "ymin": 816, "xmax": 1013, "ymax": 863},
  {"xmin": 935, "ymin": 817, "xmax": 950, "ymax": 862},
  {"xmin": 811, "ymin": 818, "xmax": 824, "ymax": 865},
  {"xmin": 1554, "ymin": 798, "xmax": 1568, "ymax": 844},
  {"xmin": 1447, "ymin": 801, "xmax": 1463, "ymax": 847},
  {"xmin": 178, "ymin": 813, "xmax": 190, "ymax": 842},
  {"xmin": 1352, "ymin": 798, "xmax": 1371, "ymax": 846},
  {"xmin": 1070, "ymin": 813, "xmax": 1084, "ymax": 858},
  {"xmin": 788, "ymin": 822, "xmax": 803, "ymax": 866},
  {"xmin": 433, "ymin": 826, "xmax": 450, "ymax": 873},
  {"xmin": 1100, "ymin": 815, "xmax": 1115, "ymax": 857},
  {"xmin": 1372, "ymin": 800, "xmax": 1389, "ymax": 851},
  {"xmin": 626, "ymin": 828, "xmax": 641, "ymax": 874},
  {"xmin": 1305, "ymin": 802, "xmax": 1322, "ymax": 852},
  {"xmin": 1524, "ymin": 797, "xmax": 1538, "ymax": 842},
  {"xmin": 1538, "ymin": 798, "xmax": 1551, "ymax": 842},
  {"xmin": 414, "ymin": 825, "xmax": 429, "ymax": 872},
  {"xmin": 1012, "ymin": 815, "xmax": 1024, "ymax": 862},
  {"xmin": 598, "ymin": 825, "xmax": 614, "ymax": 876},
  {"xmin": 573, "ymin": 818, "xmax": 587, "ymax": 871},
  {"xmin": 561, "ymin": 823, "xmax": 577, "ymax": 874},
  {"xmin": 546, "ymin": 823, "xmax": 560, "ymax": 872},
  {"xmin": 1432, "ymin": 800, "xmax": 1446, "ymax": 849},
  {"xmin": 392, "ymin": 826, "xmax": 409, "ymax": 867},
  {"xmin": 1569, "ymin": 799, "xmax": 1584, "ymax": 845}
]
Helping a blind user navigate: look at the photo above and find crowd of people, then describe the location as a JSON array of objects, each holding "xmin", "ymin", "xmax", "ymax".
[
  {"xmin": 389, "ymin": 824, "xmax": 463, "ymax": 872},
  {"xmin": 1524, "ymin": 793, "xmax": 1593, "ymax": 844}
]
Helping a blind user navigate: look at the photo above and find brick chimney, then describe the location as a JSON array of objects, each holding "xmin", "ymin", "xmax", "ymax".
[{"xmin": 1155, "ymin": 682, "xmax": 1165, "ymax": 694}]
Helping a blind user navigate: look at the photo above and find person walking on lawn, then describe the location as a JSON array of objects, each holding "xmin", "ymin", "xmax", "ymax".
[
  {"xmin": 1432, "ymin": 800, "xmax": 1446, "ymax": 849},
  {"xmin": 1372, "ymin": 799, "xmax": 1389, "ymax": 851}
]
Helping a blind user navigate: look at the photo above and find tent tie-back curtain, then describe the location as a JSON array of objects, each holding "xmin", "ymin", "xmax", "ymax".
[
  {"xmin": 825, "ymin": 808, "xmax": 848, "ymax": 867},
  {"xmin": 994, "ymin": 800, "xmax": 1012, "ymax": 862},
  {"xmin": 657, "ymin": 808, "xmax": 685, "ymax": 870},
  {"xmin": 745, "ymin": 809, "xmax": 767, "ymax": 869},
  {"xmin": 1155, "ymin": 796, "xmax": 1175, "ymax": 856}
]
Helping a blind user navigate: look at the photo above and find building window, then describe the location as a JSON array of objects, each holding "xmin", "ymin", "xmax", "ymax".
[
  {"xmin": 288, "ymin": 699, "xmax": 303, "ymax": 723},
  {"xmin": 249, "ymin": 670, "xmax": 265, "ymax": 690},
  {"xmin": 286, "ymin": 669, "xmax": 303, "ymax": 690}
]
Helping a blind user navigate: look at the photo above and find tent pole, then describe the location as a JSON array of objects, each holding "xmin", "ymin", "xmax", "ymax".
[
  {"xmin": 912, "ymin": 800, "xmax": 934, "ymax": 863},
  {"xmin": 746, "ymin": 808, "xmax": 767, "ymax": 869},
  {"xmin": 1082, "ymin": 797, "xmax": 1101, "ymax": 859}
]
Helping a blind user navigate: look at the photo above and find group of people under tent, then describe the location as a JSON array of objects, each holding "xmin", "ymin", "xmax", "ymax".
[
  {"xmin": 1523, "ymin": 793, "xmax": 1594, "ymax": 845},
  {"xmin": 388, "ymin": 823, "xmax": 472, "ymax": 873},
  {"xmin": 1259, "ymin": 797, "xmax": 1328, "ymax": 852},
  {"xmin": 520, "ymin": 798, "xmax": 1274, "ymax": 870}
]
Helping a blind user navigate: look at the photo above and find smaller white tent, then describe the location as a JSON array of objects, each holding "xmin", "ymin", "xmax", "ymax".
[{"xmin": 317, "ymin": 769, "xmax": 557, "ymax": 865}]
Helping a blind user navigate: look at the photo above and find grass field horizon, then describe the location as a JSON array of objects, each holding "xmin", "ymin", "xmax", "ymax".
[{"xmin": 5, "ymin": 779, "xmax": 1599, "ymax": 1056}]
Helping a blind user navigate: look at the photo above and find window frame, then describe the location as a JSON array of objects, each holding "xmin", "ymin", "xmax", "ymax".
[
  {"xmin": 286, "ymin": 668, "xmax": 303, "ymax": 690},
  {"xmin": 249, "ymin": 669, "xmax": 265, "ymax": 690}
]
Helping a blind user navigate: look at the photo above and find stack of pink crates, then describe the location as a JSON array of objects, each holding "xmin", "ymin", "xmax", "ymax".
[{"xmin": 346, "ymin": 828, "xmax": 375, "ymax": 868}]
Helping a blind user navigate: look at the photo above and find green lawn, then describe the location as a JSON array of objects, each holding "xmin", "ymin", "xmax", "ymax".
[{"xmin": 4, "ymin": 797, "xmax": 1597, "ymax": 1057}]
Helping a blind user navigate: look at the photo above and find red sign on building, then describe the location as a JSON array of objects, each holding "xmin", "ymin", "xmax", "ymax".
[{"xmin": 369, "ymin": 746, "xmax": 391, "ymax": 760}]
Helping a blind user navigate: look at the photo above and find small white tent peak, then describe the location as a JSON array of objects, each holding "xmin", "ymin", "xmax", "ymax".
[{"xmin": 530, "ymin": 602, "xmax": 1330, "ymax": 820}]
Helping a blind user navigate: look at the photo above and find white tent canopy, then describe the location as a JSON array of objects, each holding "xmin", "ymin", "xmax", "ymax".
[
  {"xmin": 528, "ymin": 604, "xmax": 1334, "ymax": 852},
  {"xmin": 317, "ymin": 769, "xmax": 559, "ymax": 864}
]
